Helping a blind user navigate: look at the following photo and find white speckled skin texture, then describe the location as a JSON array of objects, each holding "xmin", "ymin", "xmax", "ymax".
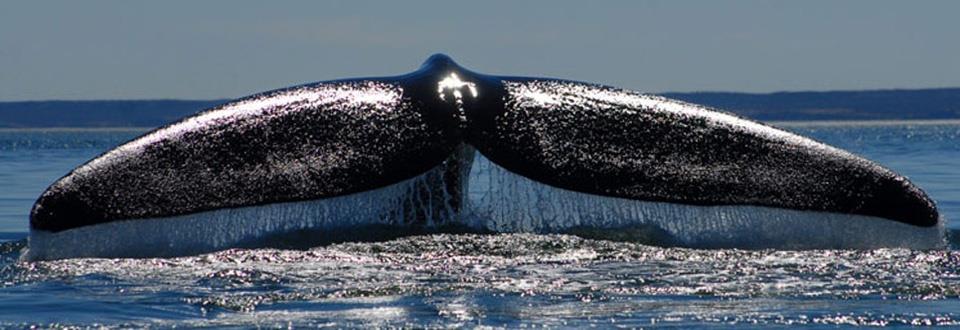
[{"xmin": 470, "ymin": 80, "xmax": 937, "ymax": 226}]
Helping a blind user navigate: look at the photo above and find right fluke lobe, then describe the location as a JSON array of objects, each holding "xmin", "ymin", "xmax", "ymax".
[{"xmin": 465, "ymin": 78, "xmax": 940, "ymax": 228}]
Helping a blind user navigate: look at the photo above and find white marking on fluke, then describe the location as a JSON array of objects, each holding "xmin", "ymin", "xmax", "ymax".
[{"xmin": 437, "ymin": 73, "xmax": 478, "ymax": 102}]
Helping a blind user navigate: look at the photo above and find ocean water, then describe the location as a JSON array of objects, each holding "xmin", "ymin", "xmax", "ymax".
[{"xmin": 1, "ymin": 122, "xmax": 959, "ymax": 328}]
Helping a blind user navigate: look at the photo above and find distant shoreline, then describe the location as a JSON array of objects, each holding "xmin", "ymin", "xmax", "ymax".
[
  {"xmin": 3, "ymin": 88, "xmax": 960, "ymax": 127},
  {"xmin": 4, "ymin": 119, "xmax": 960, "ymax": 132},
  {"xmin": 0, "ymin": 127, "xmax": 153, "ymax": 132},
  {"xmin": 769, "ymin": 119, "xmax": 960, "ymax": 127}
]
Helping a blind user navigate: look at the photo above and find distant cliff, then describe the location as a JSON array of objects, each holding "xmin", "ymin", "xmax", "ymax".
[{"xmin": 2, "ymin": 88, "xmax": 959, "ymax": 127}]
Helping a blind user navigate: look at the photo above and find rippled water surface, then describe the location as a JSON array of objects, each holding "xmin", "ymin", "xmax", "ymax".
[{"xmin": 1, "ymin": 122, "xmax": 959, "ymax": 328}]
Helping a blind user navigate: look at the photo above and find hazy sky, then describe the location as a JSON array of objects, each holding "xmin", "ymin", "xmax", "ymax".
[{"xmin": 1, "ymin": 0, "xmax": 958, "ymax": 100}]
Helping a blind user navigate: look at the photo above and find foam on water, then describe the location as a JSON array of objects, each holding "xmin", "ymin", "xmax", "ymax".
[
  {"xmin": 25, "ymin": 151, "xmax": 945, "ymax": 260},
  {"xmin": 4, "ymin": 234, "xmax": 960, "ymax": 328}
]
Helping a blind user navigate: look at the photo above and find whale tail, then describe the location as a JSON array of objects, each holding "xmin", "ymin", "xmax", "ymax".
[{"xmin": 26, "ymin": 54, "xmax": 943, "ymax": 260}]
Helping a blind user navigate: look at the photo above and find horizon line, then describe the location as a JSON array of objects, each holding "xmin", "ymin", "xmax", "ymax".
[{"xmin": 2, "ymin": 86, "xmax": 960, "ymax": 103}]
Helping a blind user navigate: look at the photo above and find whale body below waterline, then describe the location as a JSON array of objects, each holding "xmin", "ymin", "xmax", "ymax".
[{"xmin": 26, "ymin": 54, "xmax": 944, "ymax": 260}]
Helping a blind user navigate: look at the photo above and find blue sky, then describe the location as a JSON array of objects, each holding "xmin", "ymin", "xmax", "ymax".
[{"xmin": 1, "ymin": 0, "xmax": 958, "ymax": 100}]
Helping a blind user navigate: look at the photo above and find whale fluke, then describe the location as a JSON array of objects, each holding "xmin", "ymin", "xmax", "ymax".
[{"xmin": 26, "ymin": 54, "xmax": 943, "ymax": 260}]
